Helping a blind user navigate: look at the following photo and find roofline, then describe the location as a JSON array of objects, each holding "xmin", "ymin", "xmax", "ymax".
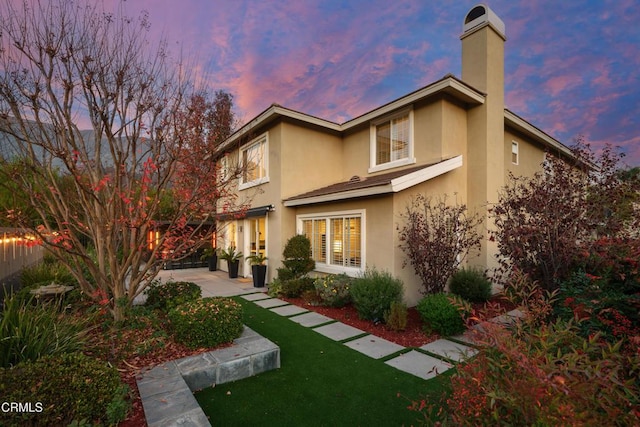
[
  {"xmin": 218, "ymin": 76, "xmax": 485, "ymax": 154},
  {"xmin": 283, "ymin": 155, "xmax": 463, "ymax": 207},
  {"xmin": 504, "ymin": 109, "xmax": 573, "ymax": 157}
]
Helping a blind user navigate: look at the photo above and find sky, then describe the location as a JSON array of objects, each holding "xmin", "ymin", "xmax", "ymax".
[{"xmin": 77, "ymin": 1, "xmax": 640, "ymax": 166}]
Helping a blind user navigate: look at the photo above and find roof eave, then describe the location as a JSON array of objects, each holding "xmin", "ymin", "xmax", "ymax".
[
  {"xmin": 504, "ymin": 109, "xmax": 573, "ymax": 157},
  {"xmin": 283, "ymin": 155, "xmax": 463, "ymax": 207}
]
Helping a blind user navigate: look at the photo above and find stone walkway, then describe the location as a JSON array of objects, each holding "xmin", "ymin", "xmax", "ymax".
[
  {"xmin": 140, "ymin": 268, "xmax": 525, "ymax": 426},
  {"xmin": 154, "ymin": 268, "xmax": 524, "ymax": 381},
  {"xmin": 236, "ymin": 292, "xmax": 525, "ymax": 381}
]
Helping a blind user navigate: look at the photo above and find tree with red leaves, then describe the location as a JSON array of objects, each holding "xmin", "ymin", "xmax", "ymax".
[
  {"xmin": 490, "ymin": 140, "xmax": 639, "ymax": 290},
  {"xmin": 0, "ymin": 1, "xmax": 246, "ymax": 321}
]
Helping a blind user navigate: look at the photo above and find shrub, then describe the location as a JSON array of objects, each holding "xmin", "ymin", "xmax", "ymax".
[
  {"xmin": 168, "ymin": 297, "xmax": 243, "ymax": 349},
  {"xmin": 20, "ymin": 259, "xmax": 76, "ymax": 287},
  {"xmin": 384, "ymin": 301, "xmax": 408, "ymax": 331},
  {"xmin": 398, "ymin": 194, "xmax": 483, "ymax": 295},
  {"xmin": 416, "ymin": 293, "xmax": 466, "ymax": 336},
  {"xmin": 350, "ymin": 268, "xmax": 403, "ymax": 321},
  {"xmin": 267, "ymin": 277, "xmax": 284, "ymax": 297},
  {"xmin": 0, "ymin": 294, "xmax": 87, "ymax": 368},
  {"xmin": 314, "ymin": 274, "xmax": 352, "ymax": 307},
  {"xmin": 280, "ymin": 277, "xmax": 315, "ymax": 298},
  {"xmin": 144, "ymin": 280, "xmax": 202, "ymax": 311},
  {"xmin": 444, "ymin": 320, "xmax": 639, "ymax": 426},
  {"xmin": 555, "ymin": 270, "xmax": 639, "ymax": 342},
  {"xmin": 277, "ymin": 235, "xmax": 315, "ymax": 280},
  {"xmin": 0, "ymin": 352, "xmax": 129, "ymax": 426},
  {"xmin": 449, "ymin": 267, "xmax": 492, "ymax": 302},
  {"xmin": 490, "ymin": 142, "xmax": 636, "ymax": 290}
]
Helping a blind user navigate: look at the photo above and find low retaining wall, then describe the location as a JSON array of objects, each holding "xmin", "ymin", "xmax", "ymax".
[{"xmin": 137, "ymin": 326, "xmax": 280, "ymax": 427}]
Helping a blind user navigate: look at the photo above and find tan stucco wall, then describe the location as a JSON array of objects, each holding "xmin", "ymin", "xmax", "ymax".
[
  {"xmin": 392, "ymin": 167, "xmax": 469, "ymax": 306},
  {"xmin": 292, "ymin": 197, "xmax": 395, "ymax": 273},
  {"xmin": 504, "ymin": 129, "xmax": 547, "ymax": 178}
]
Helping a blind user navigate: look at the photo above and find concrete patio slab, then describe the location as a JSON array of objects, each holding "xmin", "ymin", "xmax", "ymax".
[
  {"xmin": 288, "ymin": 311, "xmax": 334, "ymax": 327},
  {"xmin": 344, "ymin": 335, "xmax": 404, "ymax": 359},
  {"xmin": 270, "ymin": 304, "xmax": 309, "ymax": 317},
  {"xmin": 313, "ymin": 322, "xmax": 366, "ymax": 342},
  {"xmin": 253, "ymin": 298, "xmax": 289, "ymax": 308},
  {"xmin": 241, "ymin": 293, "xmax": 272, "ymax": 301},
  {"xmin": 385, "ymin": 350, "xmax": 453, "ymax": 380},
  {"xmin": 420, "ymin": 339, "xmax": 478, "ymax": 362}
]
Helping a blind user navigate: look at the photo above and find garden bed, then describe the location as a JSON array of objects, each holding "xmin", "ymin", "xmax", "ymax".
[{"xmin": 281, "ymin": 294, "xmax": 516, "ymax": 348}]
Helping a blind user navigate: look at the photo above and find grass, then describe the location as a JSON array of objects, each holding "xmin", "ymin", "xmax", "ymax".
[{"xmin": 195, "ymin": 297, "xmax": 450, "ymax": 426}]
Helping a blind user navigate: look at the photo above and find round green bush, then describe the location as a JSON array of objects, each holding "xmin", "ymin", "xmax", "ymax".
[
  {"xmin": 314, "ymin": 274, "xmax": 352, "ymax": 307},
  {"xmin": 449, "ymin": 267, "xmax": 492, "ymax": 302},
  {"xmin": 417, "ymin": 293, "xmax": 466, "ymax": 336},
  {"xmin": 0, "ymin": 352, "xmax": 129, "ymax": 426},
  {"xmin": 144, "ymin": 280, "xmax": 202, "ymax": 311},
  {"xmin": 168, "ymin": 297, "xmax": 243, "ymax": 349},
  {"xmin": 350, "ymin": 268, "xmax": 403, "ymax": 321}
]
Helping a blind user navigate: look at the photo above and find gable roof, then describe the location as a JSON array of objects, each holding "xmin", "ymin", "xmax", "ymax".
[
  {"xmin": 216, "ymin": 75, "xmax": 485, "ymax": 156},
  {"xmin": 283, "ymin": 155, "xmax": 463, "ymax": 207}
]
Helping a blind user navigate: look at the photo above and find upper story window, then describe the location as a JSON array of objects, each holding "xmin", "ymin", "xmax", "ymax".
[
  {"xmin": 240, "ymin": 133, "xmax": 269, "ymax": 189},
  {"xmin": 369, "ymin": 109, "xmax": 415, "ymax": 173},
  {"xmin": 511, "ymin": 141, "xmax": 519, "ymax": 165}
]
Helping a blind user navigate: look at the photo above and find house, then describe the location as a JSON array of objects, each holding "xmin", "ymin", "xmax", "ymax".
[{"xmin": 214, "ymin": 4, "xmax": 574, "ymax": 306}]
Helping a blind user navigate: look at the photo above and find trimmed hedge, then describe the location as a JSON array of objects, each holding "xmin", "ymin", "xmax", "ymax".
[
  {"xmin": 449, "ymin": 267, "xmax": 492, "ymax": 302},
  {"xmin": 0, "ymin": 352, "xmax": 129, "ymax": 426},
  {"xmin": 350, "ymin": 268, "xmax": 403, "ymax": 321},
  {"xmin": 168, "ymin": 297, "xmax": 243, "ymax": 349},
  {"xmin": 417, "ymin": 293, "xmax": 466, "ymax": 336},
  {"xmin": 144, "ymin": 280, "xmax": 202, "ymax": 311}
]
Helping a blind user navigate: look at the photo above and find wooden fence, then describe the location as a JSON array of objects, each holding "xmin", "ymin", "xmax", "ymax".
[{"xmin": 0, "ymin": 228, "xmax": 44, "ymax": 283}]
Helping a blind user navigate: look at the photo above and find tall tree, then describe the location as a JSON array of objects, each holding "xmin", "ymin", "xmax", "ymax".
[{"xmin": 0, "ymin": 0, "xmax": 245, "ymax": 321}]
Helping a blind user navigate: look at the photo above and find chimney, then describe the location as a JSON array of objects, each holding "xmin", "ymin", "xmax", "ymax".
[{"xmin": 461, "ymin": 4, "xmax": 506, "ymax": 270}]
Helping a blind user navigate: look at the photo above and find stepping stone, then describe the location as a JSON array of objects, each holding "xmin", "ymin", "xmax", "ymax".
[
  {"xmin": 344, "ymin": 335, "xmax": 404, "ymax": 359},
  {"xmin": 241, "ymin": 293, "xmax": 271, "ymax": 301},
  {"xmin": 254, "ymin": 298, "xmax": 289, "ymax": 308},
  {"xmin": 420, "ymin": 339, "xmax": 477, "ymax": 362},
  {"xmin": 289, "ymin": 312, "xmax": 334, "ymax": 327},
  {"xmin": 270, "ymin": 305, "xmax": 308, "ymax": 317},
  {"xmin": 385, "ymin": 350, "xmax": 452, "ymax": 380},
  {"xmin": 313, "ymin": 322, "xmax": 365, "ymax": 341}
]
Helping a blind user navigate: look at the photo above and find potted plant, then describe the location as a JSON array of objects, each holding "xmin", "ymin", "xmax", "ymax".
[
  {"xmin": 200, "ymin": 247, "xmax": 218, "ymax": 271},
  {"xmin": 220, "ymin": 246, "xmax": 243, "ymax": 278},
  {"xmin": 246, "ymin": 253, "xmax": 268, "ymax": 288}
]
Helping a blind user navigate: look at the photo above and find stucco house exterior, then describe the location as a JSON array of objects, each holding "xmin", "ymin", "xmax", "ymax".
[{"xmin": 213, "ymin": 4, "xmax": 574, "ymax": 306}]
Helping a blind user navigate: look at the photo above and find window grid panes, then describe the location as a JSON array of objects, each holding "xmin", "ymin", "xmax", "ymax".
[
  {"xmin": 241, "ymin": 136, "xmax": 266, "ymax": 184},
  {"xmin": 302, "ymin": 219, "xmax": 326, "ymax": 263},
  {"xmin": 376, "ymin": 114, "xmax": 409, "ymax": 165},
  {"xmin": 302, "ymin": 215, "xmax": 361, "ymax": 269}
]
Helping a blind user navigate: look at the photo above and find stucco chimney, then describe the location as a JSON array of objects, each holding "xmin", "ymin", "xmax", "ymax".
[{"xmin": 461, "ymin": 4, "xmax": 506, "ymax": 271}]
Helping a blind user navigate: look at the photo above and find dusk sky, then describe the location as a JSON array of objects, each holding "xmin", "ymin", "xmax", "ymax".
[{"xmin": 103, "ymin": 1, "xmax": 638, "ymax": 166}]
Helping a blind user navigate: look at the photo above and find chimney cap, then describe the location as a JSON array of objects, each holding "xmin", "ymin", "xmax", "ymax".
[{"xmin": 462, "ymin": 4, "xmax": 506, "ymax": 40}]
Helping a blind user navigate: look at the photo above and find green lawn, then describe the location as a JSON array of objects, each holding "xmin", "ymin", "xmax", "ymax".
[{"xmin": 195, "ymin": 297, "xmax": 450, "ymax": 426}]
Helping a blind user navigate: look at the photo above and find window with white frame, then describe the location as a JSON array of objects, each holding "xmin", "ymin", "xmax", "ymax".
[
  {"xmin": 370, "ymin": 109, "xmax": 414, "ymax": 172},
  {"xmin": 299, "ymin": 211, "xmax": 364, "ymax": 273},
  {"xmin": 511, "ymin": 141, "xmax": 519, "ymax": 165},
  {"xmin": 219, "ymin": 154, "xmax": 229, "ymax": 181},
  {"xmin": 240, "ymin": 133, "xmax": 268, "ymax": 188}
]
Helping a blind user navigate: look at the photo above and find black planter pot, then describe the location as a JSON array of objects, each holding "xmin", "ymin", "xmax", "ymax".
[
  {"xmin": 227, "ymin": 260, "xmax": 240, "ymax": 278},
  {"xmin": 251, "ymin": 264, "xmax": 267, "ymax": 288},
  {"xmin": 208, "ymin": 255, "xmax": 218, "ymax": 271}
]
